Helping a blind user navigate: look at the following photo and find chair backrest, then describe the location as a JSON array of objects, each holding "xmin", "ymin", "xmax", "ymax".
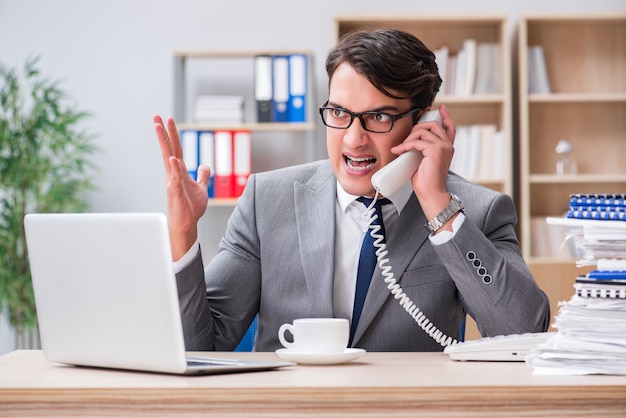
[{"xmin": 234, "ymin": 316, "xmax": 258, "ymax": 352}]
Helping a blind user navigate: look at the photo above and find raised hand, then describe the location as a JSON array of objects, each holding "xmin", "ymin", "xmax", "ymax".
[{"xmin": 153, "ymin": 115, "xmax": 211, "ymax": 260}]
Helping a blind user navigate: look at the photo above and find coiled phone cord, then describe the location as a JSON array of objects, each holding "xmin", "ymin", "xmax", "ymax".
[{"xmin": 364, "ymin": 192, "xmax": 457, "ymax": 348}]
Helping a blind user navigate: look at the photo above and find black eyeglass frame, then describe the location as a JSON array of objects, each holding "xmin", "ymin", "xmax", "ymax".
[{"xmin": 318, "ymin": 102, "xmax": 422, "ymax": 133}]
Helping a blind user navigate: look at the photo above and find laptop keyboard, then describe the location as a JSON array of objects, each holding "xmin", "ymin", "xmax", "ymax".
[{"xmin": 186, "ymin": 357, "xmax": 243, "ymax": 367}]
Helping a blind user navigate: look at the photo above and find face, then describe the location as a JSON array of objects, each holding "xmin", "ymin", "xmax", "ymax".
[{"xmin": 326, "ymin": 63, "xmax": 415, "ymax": 197}]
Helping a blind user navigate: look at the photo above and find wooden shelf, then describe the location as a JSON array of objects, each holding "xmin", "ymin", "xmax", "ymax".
[
  {"xmin": 173, "ymin": 49, "xmax": 318, "ymax": 201},
  {"xmin": 206, "ymin": 198, "xmax": 238, "ymax": 207},
  {"xmin": 517, "ymin": 14, "xmax": 626, "ymax": 321}
]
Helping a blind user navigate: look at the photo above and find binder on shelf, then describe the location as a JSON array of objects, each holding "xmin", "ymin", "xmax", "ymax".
[
  {"xmin": 233, "ymin": 130, "xmax": 252, "ymax": 198},
  {"xmin": 271, "ymin": 55, "xmax": 289, "ymax": 122},
  {"xmin": 287, "ymin": 54, "xmax": 307, "ymax": 122},
  {"xmin": 214, "ymin": 130, "xmax": 234, "ymax": 198},
  {"xmin": 180, "ymin": 130, "xmax": 199, "ymax": 181},
  {"xmin": 198, "ymin": 130, "xmax": 215, "ymax": 198},
  {"xmin": 254, "ymin": 55, "xmax": 273, "ymax": 123}
]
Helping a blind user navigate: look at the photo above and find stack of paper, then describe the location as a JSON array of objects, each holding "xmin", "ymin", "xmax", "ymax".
[
  {"xmin": 193, "ymin": 95, "xmax": 245, "ymax": 123},
  {"xmin": 528, "ymin": 194, "xmax": 626, "ymax": 375},
  {"xmin": 526, "ymin": 287, "xmax": 626, "ymax": 375}
]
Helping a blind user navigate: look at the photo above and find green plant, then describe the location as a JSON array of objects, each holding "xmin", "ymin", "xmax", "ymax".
[{"xmin": 0, "ymin": 57, "xmax": 98, "ymax": 345}]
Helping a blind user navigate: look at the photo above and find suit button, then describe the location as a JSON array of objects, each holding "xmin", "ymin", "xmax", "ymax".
[
  {"xmin": 482, "ymin": 275, "xmax": 493, "ymax": 285},
  {"xmin": 466, "ymin": 251, "xmax": 476, "ymax": 260}
]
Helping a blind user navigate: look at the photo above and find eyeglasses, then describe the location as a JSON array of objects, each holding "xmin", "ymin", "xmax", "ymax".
[{"xmin": 319, "ymin": 102, "xmax": 422, "ymax": 134}]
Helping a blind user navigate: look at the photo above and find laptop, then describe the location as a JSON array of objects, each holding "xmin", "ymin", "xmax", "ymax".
[{"xmin": 24, "ymin": 212, "xmax": 293, "ymax": 375}]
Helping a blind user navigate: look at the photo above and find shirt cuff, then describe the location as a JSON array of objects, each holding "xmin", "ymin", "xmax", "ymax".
[
  {"xmin": 172, "ymin": 240, "xmax": 200, "ymax": 274},
  {"xmin": 428, "ymin": 212, "xmax": 465, "ymax": 245}
]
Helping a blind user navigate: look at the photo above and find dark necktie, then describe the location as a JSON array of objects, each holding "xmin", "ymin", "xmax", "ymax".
[{"xmin": 350, "ymin": 197, "xmax": 391, "ymax": 345}]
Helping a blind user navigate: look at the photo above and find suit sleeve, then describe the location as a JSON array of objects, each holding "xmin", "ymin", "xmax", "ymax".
[
  {"xmin": 175, "ymin": 174, "xmax": 262, "ymax": 351},
  {"xmin": 432, "ymin": 192, "xmax": 551, "ymax": 336},
  {"xmin": 175, "ymin": 250, "xmax": 215, "ymax": 350}
]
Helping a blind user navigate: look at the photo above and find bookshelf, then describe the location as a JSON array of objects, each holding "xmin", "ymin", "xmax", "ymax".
[
  {"xmin": 335, "ymin": 14, "xmax": 513, "ymax": 340},
  {"xmin": 173, "ymin": 49, "xmax": 317, "ymax": 206},
  {"xmin": 334, "ymin": 15, "xmax": 513, "ymax": 197},
  {"xmin": 517, "ymin": 14, "xmax": 626, "ymax": 315}
]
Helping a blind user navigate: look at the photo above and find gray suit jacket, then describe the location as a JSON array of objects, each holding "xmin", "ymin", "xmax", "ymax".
[{"xmin": 176, "ymin": 160, "xmax": 550, "ymax": 352}]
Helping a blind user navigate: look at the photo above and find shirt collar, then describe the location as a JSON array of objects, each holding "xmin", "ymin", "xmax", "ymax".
[{"xmin": 336, "ymin": 180, "xmax": 413, "ymax": 215}]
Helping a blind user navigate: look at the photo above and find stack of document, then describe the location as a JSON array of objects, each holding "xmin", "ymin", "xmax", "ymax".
[
  {"xmin": 193, "ymin": 95, "xmax": 245, "ymax": 124},
  {"xmin": 528, "ymin": 194, "xmax": 626, "ymax": 375},
  {"xmin": 526, "ymin": 281, "xmax": 626, "ymax": 375}
]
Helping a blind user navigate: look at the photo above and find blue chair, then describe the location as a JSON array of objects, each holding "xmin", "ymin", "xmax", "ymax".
[
  {"xmin": 234, "ymin": 316, "xmax": 258, "ymax": 352},
  {"xmin": 460, "ymin": 317, "xmax": 466, "ymax": 342}
]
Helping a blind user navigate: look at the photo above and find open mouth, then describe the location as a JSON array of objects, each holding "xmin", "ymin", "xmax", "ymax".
[{"xmin": 345, "ymin": 155, "xmax": 376, "ymax": 171}]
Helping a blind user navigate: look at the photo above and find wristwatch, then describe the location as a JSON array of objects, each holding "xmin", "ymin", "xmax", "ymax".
[{"xmin": 425, "ymin": 193, "xmax": 464, "ymax": 233}]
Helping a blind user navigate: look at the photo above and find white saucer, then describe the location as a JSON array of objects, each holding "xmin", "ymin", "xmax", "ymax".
[{"xmin": 275, "ymin": 348, "xmax": 366, "ymax": 365}]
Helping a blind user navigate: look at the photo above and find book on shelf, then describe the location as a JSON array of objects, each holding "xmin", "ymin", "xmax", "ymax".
[
  {"xmin": 528, "ymin": 45, "xmax": 551, "ymax": 94},
  {"xmin": 448, "ymin": 124, "xmax": 503, "ymax": 180},
  {"xmin": 531, "ymin": 216, "xmax": 576, "ymax": 258},
  {"xmin": 457, "ymin": 38, "xmax": 477, "ymax": 96},
  {"xmin": 433, "ymin": 39, "xmax": 501, "ymax": 96}
]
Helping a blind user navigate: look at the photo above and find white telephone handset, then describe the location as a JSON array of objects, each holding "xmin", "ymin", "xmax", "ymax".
[
  {"xmin": 371, "ymin": 109, "xmax": 443, "ymax": 196},
  {"xmin": 364, "ymin": 108, "xmax": 457, "ymax": 348}
]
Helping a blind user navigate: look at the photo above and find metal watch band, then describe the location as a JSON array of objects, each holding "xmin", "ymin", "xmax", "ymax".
[{"xmin": 425, "ymin": 193, "xmax": 464, "ymax": 233}]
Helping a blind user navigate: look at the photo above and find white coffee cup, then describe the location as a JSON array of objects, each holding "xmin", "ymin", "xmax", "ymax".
[{"xmin": 278, "ymin": 318, "xmax": 349, "ymax": 354}]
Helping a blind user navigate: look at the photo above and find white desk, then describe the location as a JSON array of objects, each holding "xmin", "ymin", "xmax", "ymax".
[{"xmin": 1, "ymin": 350, "xmax": 625, "ymax": 417}]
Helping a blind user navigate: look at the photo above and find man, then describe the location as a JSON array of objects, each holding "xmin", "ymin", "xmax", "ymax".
[{"xmin": 154, "ymin": 28, "xmax": 550, "ymax": 352}]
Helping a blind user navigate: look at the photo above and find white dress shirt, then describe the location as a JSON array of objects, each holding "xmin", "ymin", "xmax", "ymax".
[{"xmin": 333, "ymin": 181, "xmax": 465, "ymax": 321}]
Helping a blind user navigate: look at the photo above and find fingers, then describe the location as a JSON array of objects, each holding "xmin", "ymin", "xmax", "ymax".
[
  {"xmin": 154, "ymin": 115, "xmax": 175, "ymax": 177},
  {"xmin": 439, "ymin": 104, "xmax": 456, "ymax": 144},
  {"xmin": 154, "ymin": 114, "xmax": 186, "ymax": 179},
  {"xmin": 166, "ymin": 117, "xmax": 183, "ymax": 159},
  {"xmin": 196, "ymin": 165, "xmax": 212, "ymax": 190}
]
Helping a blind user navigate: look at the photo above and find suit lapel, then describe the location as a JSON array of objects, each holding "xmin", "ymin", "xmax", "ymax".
[
  {"xmin": 352, "ymin": 194, "xmax": 431, "ymax": 344},
  {"xmin": 294, "ymin": 164, "xmax": 337, "ymax": 316}
]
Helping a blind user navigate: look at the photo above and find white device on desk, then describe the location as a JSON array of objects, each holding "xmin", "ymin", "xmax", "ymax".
[
  {"xmin": 24, "ymin": 213, "xmax": 293, "ymax": 375},
  {"xmin": 444, "ymin": 332, "xmax": 557, "ymax": 361}
]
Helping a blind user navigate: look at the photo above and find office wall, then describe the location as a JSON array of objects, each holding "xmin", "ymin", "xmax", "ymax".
[{"xmin": 0, "ymin": 0, "xmax": 623, "ymax": 354}]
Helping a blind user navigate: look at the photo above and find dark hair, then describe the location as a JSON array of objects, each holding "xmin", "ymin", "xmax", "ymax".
[{"xmin": 325, "ymin": 28, "xmax": 442, "ymax": 111}]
